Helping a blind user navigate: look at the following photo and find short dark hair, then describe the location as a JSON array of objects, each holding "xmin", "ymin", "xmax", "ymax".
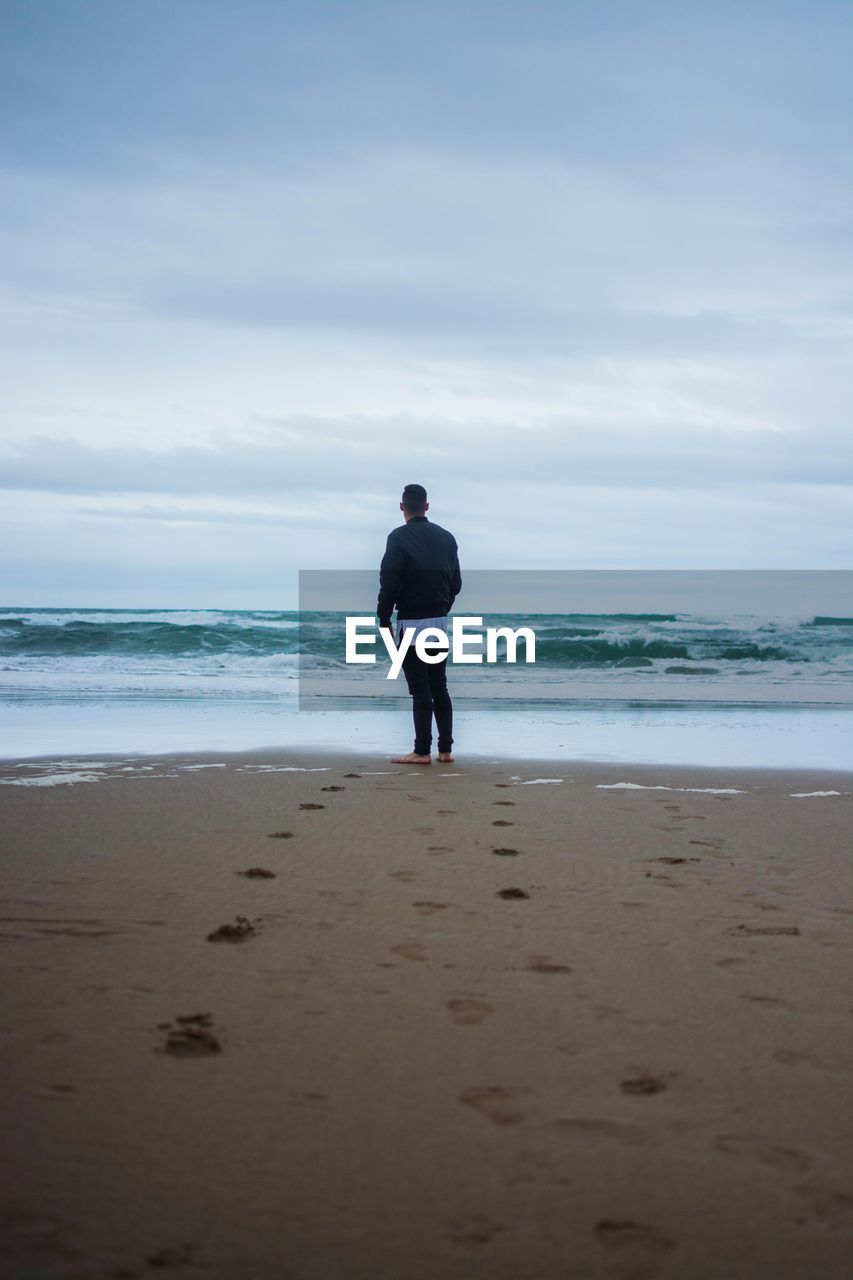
[{"xmin": 401, "ymin": 483, "xmax": 427, "ymax": 513}]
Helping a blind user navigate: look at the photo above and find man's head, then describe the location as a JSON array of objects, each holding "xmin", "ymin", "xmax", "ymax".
[{"xmin": 400, "ymin": 483, "xmax": 428, "ymax": 519}]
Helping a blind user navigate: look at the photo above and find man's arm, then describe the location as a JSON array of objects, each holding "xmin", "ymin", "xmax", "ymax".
[
  {"xmin": 448, "ymin": 548, "xmax": 462, "ymax": 610},
  {"xmin": 377, "ymin": 533, "xmax": 405, "ymax": 630}
]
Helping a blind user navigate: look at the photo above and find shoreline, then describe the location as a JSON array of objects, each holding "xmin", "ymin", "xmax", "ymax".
[{"xmin": 2, "ymin": 746, "xmax": 852, "ymax": 788}]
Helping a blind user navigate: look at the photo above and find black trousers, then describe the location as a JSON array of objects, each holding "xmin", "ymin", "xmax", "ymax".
[{"xmin": 401, "ymin": 646, "xmax": 453, "ymax": 756}]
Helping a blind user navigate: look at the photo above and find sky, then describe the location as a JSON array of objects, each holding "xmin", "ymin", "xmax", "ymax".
[{"xmin": 1, "ymin": 0, "xmax": 851, "ymax": 607}]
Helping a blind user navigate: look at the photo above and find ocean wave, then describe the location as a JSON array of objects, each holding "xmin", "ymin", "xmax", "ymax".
[
  {"xmin": 533, "ymin": 636, "xmax": 692, "ymax": 664},
  {"xmin": 0, "ymin": 609, "xmax": 299, "ymax": 632},
  {"xmin": 0, "ymin": 609, "xmax": 849, "ymax": 686},
  {"xmin": 717, "ymin": 645, "xmax": 797, "ymax": 661},
  {"xmin": 0, "ymin": 620, "xmax": 301, "ymax": 658}
]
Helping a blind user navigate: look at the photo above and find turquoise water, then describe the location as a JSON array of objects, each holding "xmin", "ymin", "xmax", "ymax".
[{"xmin": 3, "ymin": 607, "xmax": 852, "ymax": 675}]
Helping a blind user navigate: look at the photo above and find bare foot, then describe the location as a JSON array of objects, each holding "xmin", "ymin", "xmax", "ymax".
[
  {"xmin": 391, "ymin": 753, "xmax": 432, "ymax": 765},
  {"xmin": 436, "ymin": 753, "xmax": 455, "ymax": 763}
]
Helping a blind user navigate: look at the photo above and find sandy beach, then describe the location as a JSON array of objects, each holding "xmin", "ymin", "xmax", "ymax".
[{"xmin": 1, "ymin": 752, "xmax": 851, "ymax": 1279}]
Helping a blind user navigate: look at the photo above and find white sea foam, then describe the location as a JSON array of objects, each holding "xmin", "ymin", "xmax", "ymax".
[
  {"xmin": 789, "ymin": 790, "xmax": 842, "ymax": 798},
  {"xmin": 0, "ymin": 609, "xmax": 232, "ymax": 628},
  {"xmin": 510, "ymin": 776, "xmax": 563, "ymax": 784},
  {"xmin": 0, "ymin": 770, "xmax": 105, "ymax": 786},
  {"xmin": 235, "ymin": 765, "xmax": 330, "ymax": 772},
  {"xmin": 596, "ymin": 783, "xmax": 745, "ymax": 794}
]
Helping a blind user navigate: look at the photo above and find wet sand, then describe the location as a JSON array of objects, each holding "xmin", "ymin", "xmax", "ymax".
[{"xmin": 1, "ymin": 752, "xmax": 851, "ymax": 1279}]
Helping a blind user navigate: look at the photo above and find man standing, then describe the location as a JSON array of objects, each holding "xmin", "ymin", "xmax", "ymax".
[{"xmin": 377, "ymin": 484, "xmax": 462, "ymax": 765}]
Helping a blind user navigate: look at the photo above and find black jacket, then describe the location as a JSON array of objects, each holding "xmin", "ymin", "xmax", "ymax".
[{"xmin": 377, "ymin": 516, "xmax": 461, "ymax": 628}]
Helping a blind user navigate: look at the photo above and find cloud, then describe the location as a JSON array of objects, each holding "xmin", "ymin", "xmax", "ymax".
[
  {"xmin": 0, "ymin": 414, "xmax": 847, "ymax": 498},
  {"xmin": 3, "ymin": 1, "xmax": 851, "ymax": 180},
  {"xmin": 1, "ymin": 0, "xmax": 851, "ymax": 597}
]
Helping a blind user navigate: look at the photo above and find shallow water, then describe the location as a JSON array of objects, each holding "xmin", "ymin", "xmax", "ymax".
[{"xmin": 1, "ymin": 690, "xmax": 850, "ymax": 770}]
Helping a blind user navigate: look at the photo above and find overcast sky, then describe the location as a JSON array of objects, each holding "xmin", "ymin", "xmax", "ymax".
[{"xmin": 1, "ymin": 0, "xmax": 851, "ymax": 607}]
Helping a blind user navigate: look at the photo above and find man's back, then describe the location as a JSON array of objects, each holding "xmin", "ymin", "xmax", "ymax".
[
  {"xmin": 381, "ymin": 485, "xmax": 460, "ymax": 765},
  {"xmin": 377, "ymin": 516, "xmax": 461, "ymax": 626}
]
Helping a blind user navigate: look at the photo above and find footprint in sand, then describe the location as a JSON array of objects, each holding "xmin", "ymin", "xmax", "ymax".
[
  {"xmin": 155, "ymin": 1013, "xmax": 221, "ymax": 1056},
  {"xmin": 728, "ymin": 924, "xmax": 800, "ymax": 937},
  {"xmin": 292, "ymin": 1089, "xmax": 329, "ymax": 1106},
  {"xmin": 427, "ymin": 845, "xmax": 452, "ymax": 854},
  {"xmin": 773, "ymin": 1048, "xmax": 822, "ymax": 1067},
  {"xmin": 267, "ymin": 831, "xmax": 293, "ymax": 839},
  {"xmin": 412, "ymin": 901, "xmax": 448, "ymax": 916},
  {"xmin": 389, "ymin": 870, "xmax": 417, "ymax": 882},
  {"xmin": 146, "ymin": 1243, "xmax": 205, "ymax": 1268},
  {"xmin": 235, "ymin": 867, "xmax": 276, "ymax": 878},
  {"xmin": 445, "ymin": 1214, "xmax": 506, "ymax": 1245},
  {"xmin": 690, "ymin": 838, "xmax": 725, "ymax": 849},
  {"xmin": 528, "ymin": 957, "xmax": 571, "ymax": 974},
  {"xmin": 206, "ymin": 915, "xmax": 258, "ymax": 942},
  {"xmin": 595, "ymin": 1219, "xmax": 676, "ymax": 1260},
  {"xmin": 492, "ymin": 847, "xmax": 519, "ymax": 857},
  {"xmin": 494, "ymin": 800, "xmax": 516, "ymax": 806},
  {"xmin": 299, "ymin": 802, "xmax": 325, "ymax": 810},
  {"xmin": 459, "ymin": 1085, "xmax": 527, "ymax": 1126},
  {"xmin": 740, "ymin": 994, "xmax": 794, "ymax": 1009},
  {"xmin": 413, "ymin": 825, "xmax": 436, "ymax": 835},
  {"xmin": 620, "ymin": 1073, "xmax": 668, "ymax": 1096},
  {"xmin": 492, "ymin": 819, "xmax": 514, "ymax": 827},
  {"xmin": 390, "ymin": 942, "xmax": 427, "ymax": 962},
  {"xmin": 448, "ymin": 998, "xmax": 494, "ymax": 1025},
  {"xmin": 498, "ymin": 887, "xmax": 529, "ymax": 900},
  {"xmin": 714, "ymin": 1132, "xmax": 812, "ymax": 1174}
]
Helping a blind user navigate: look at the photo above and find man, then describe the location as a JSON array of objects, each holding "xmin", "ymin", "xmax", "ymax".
[{"xmin": 377, "ymin": 484, "xmax": 462, "ymax": 765}]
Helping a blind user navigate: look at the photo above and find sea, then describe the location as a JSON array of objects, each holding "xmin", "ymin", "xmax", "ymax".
[{"xmin": 1, "ymin": 606, "xmax": 851, "ymax": 771}]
